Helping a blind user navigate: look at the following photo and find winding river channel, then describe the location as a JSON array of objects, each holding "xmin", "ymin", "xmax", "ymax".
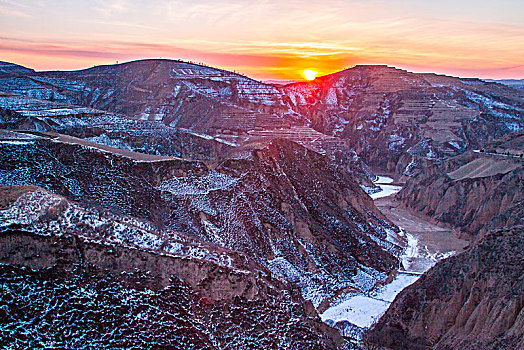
[{"xmin": 321, "ymin": 175, "xmax": 469, "ymax": 335}]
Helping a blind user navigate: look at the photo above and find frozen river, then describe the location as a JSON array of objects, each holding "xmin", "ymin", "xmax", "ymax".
[
  {"xmin": 369, "ymin": 176, "xmax": 402, "ymax": 200},
  {"xmin": 321, "ymin": 176, "xmax": 419, "ymax": 330},
  {"xmin": 321, "ymin": 272, "xmax": 419, "ymax": 329},
  {"xmin": 321, "ymin": 175, "xmax": 467, "ymax": 335}
]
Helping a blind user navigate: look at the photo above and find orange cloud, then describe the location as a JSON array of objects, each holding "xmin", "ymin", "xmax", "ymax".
[
  {"xmin": 1, "ymin": 0, "xmax": 523, "ymax": 79},
  {"xmin": 1, "ymin": 35, "xmax": 522, "ymax": 80}
]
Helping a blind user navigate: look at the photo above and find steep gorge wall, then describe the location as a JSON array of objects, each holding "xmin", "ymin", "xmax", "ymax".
[
  {"xmin": 0, "ymin": 134, "xmax": 400, "ymax": 305},
  {"xmin": 0, "ymin": 228, "xmax": 270, "ymax": 301},
  {"xmin": 397, "ymin": 160, "xmax": 523, "ymax": 238},
  {"xmin": 0, "ymin": 228, "xmax": 345, "ymax": 349},
  {"xmin": 365, "ymin": 226, "xmax": 524, "ymax": 349}
]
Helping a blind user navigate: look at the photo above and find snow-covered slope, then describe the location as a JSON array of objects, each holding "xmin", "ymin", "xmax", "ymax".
[
  {"xmin": 0, "ymin": 130, "xmax": 399, "ymax": 308},
  {"xmin": 0, "ymin": 187, "xmax": 344, "ymax": 349},
  {"xmin": 282, "ymin": 65, "xmax": 523, "ymax": 175}
]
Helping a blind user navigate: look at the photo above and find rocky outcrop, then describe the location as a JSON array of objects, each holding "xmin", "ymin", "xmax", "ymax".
[{"xmin": 365, "ymin": 225, "xmax": 524, "ymax": 349}]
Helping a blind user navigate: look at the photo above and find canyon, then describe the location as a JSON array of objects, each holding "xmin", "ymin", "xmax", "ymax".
[{"xmin": 0, "ymin": 59, "xmax": 522, "ymax": 349}]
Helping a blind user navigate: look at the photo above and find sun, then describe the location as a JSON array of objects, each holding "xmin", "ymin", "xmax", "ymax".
[{"xmin": 303, "ymin": 69, "xmax": 318, "ymax": 81}]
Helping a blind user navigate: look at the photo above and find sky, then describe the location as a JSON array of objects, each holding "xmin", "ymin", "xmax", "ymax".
[{"xmin": 1, "ymin": 0, "xmax": 523, "ymax": 80}]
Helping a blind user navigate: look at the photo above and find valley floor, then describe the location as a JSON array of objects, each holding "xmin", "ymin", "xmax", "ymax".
[
  {"xmin": 321, "ymin": 175, "xmax": 469, "ymax": 338},
  {"xmin": 375, "ymin": 194, "xmax": 469, "ymax": 273}
]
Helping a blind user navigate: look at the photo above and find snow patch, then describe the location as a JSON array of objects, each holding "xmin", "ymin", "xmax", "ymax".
[{"xmin": 370, "ymin": 176, "xmax": 402, "ymax": 199}]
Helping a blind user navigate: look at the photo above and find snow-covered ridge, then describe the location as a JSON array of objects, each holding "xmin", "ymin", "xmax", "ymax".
[
  {"xmin": 157, "ymin": 170, "xmax": 242, "ymax": 197},
  {"xmin": 169, "ymin": 65, "xmax": 284, "ymax": 106},
  {"xmin": 0, "ymin": 188, "xmax": 235, "ymax": 269}
]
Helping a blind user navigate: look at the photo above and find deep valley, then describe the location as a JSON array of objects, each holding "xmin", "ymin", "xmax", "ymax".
[{"xmin": 0, "ymin": 59, "xmax": 522, "ymax": 349}]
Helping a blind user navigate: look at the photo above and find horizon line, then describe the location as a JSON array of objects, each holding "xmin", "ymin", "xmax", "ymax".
[{"xmin": 3, "ymin": 57, "xmax": 523, "ymax": 82}]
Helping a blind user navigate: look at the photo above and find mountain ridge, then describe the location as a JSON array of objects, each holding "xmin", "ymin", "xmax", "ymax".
[{"xmin": 0, "ymin": 57, "xmax": 522, "ymax": 349}]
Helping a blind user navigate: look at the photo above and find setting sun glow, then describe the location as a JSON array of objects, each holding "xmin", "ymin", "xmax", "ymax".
[
  {"xmin": 303, "ymin": 70, "xmax": 318, "ymax": 81},
  {"xmin": 0, "ymin": 1, "xmax": 522, "ymax": 79}
]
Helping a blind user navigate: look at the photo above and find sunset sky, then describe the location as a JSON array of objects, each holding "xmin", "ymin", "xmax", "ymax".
[{"xmin": 1, "ymin": 0, "xmax": 523, "ymax": 80}]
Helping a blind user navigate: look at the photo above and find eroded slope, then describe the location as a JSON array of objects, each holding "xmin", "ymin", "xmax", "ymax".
[{"xmin": 365, "ymin": 226, "xmax": 524, "ymax": 350}]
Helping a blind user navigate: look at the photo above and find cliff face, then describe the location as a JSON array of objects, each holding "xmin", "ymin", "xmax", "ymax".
[
  {"xmin": 0, "ymin": 130, "xmax": 399, "ymax": 306},
  {"xmin": 397, "ymin": 131, "xmax": 523, "ymax": 237},
  {"xmin": 365, "ymin": 226, "xmax": 524, "ymax": 350},
  {"xmin": 0, "ymin": 185, "xmax": 347, "ymax": 349},
  {"xmin": 397, "ymin": 157, "xmax": 523, "ymax": 237}
]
